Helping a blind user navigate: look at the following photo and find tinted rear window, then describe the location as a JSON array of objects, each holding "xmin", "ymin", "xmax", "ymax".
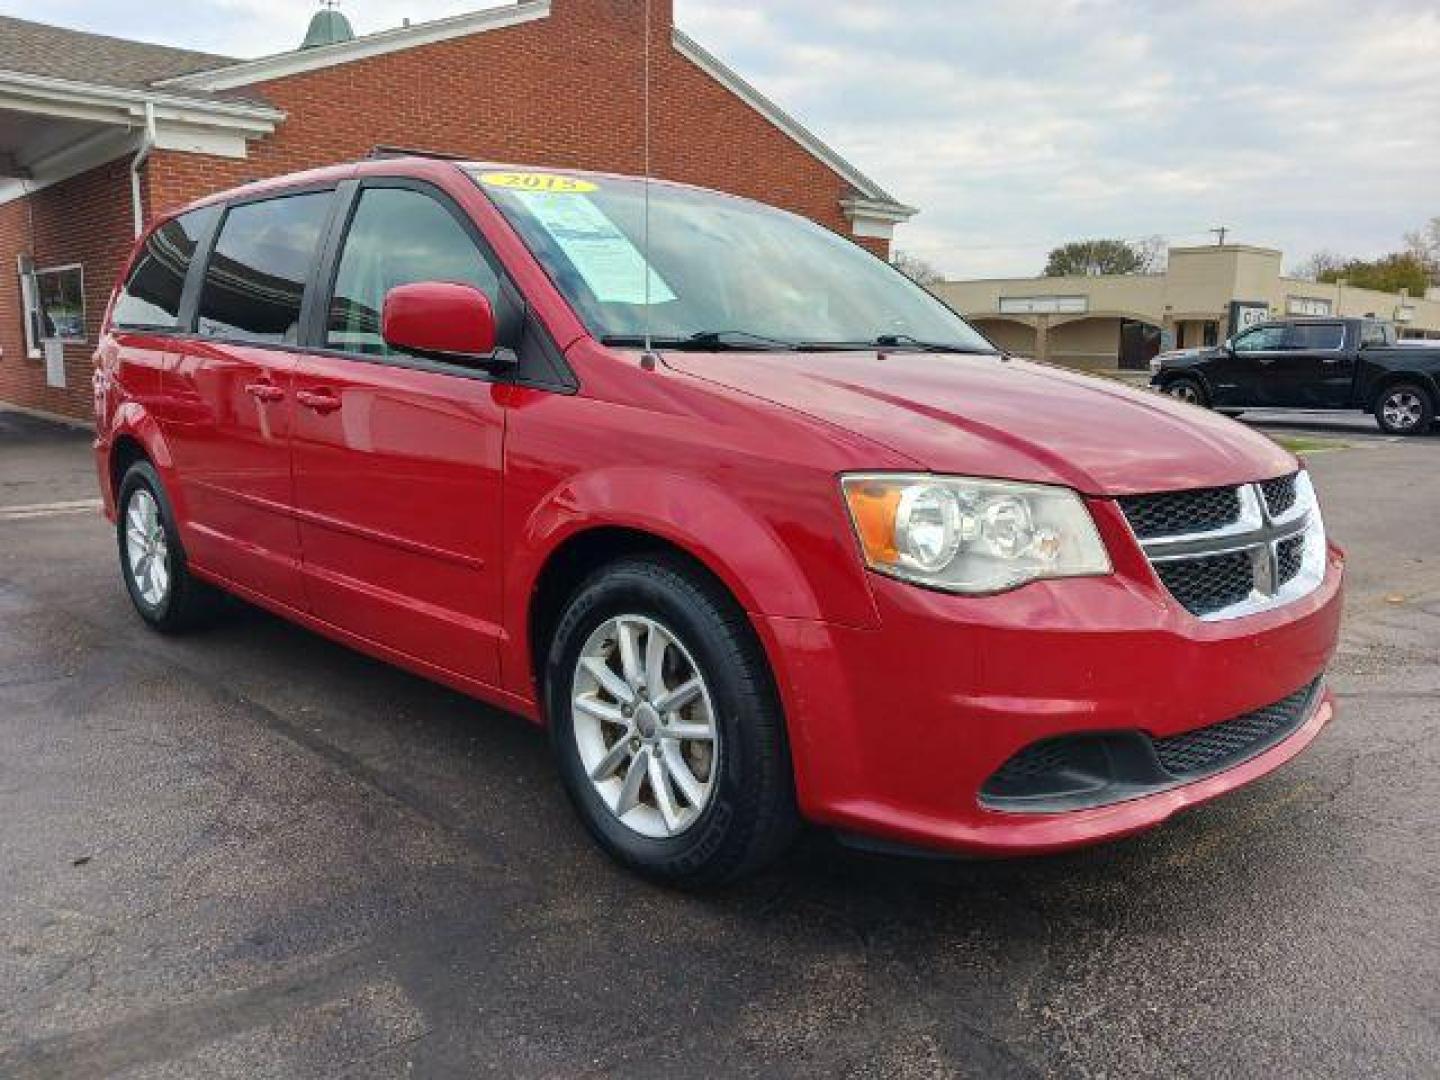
[
  {"xmin": 111, "ymin": 207, "xmax": 215, "ymax": 329},
  {"xmin": 1287, "ymin": 323, "xmax": 1344, "ymax": 350},
  {"xmin": 197, "ymin": 192, "xmax": 332, "ymax": 345}
]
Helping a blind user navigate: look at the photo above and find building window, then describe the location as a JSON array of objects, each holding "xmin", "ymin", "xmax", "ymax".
[
  {"xmin": 1287, "ymin": 296, "xmax": 1333, "ymax": 317},
  {"xmin": 998, "ymin": 295, "xmax": 1088, "ymax": 314},
  {"xmin": 25, "ymin": 264, "xmax": 86, "ymax": 345}
]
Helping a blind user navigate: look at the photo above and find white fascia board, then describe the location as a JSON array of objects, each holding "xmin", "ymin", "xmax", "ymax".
[
  {"xmin": 155, "ymin": 1, "xmax": 552, "ymax": 93},
  {"xmin": 672, "ymin": 28, "xmax": 913, "ymax": 215},
  {"xmin": 0, "ymin": 70, "xmax": 285, "ymax": 131}
]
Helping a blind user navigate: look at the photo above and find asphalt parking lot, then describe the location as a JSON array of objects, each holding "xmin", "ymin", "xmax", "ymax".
[{"xmin": 1, "ymin": 406, "xmax": 1437, "ymax": 1078}]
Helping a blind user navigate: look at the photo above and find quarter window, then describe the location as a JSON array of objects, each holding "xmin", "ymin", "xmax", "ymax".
[
  {"xmin": 197, "ymin": 193, "xmax": 332, "ymax": 345},
  {"xmin": 112, "ymin": 207, "xmax": 215, "ymax": 329},
  {"xmin": 326, "ymin": 187, "xmax": 499, "ymax": 357}
]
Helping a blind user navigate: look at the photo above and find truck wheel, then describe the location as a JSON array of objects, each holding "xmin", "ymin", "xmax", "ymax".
[
  {"xmin": 1374, "ymin": 383, "xmax": 1434, "ymax": 435},
  {"xmin": 117, "ymin": 461, "xmax": 222, "ymax": 632},
  {"xmin": 1162, "ymin": 376, "xmax": 1208, "ymax": 408},
  {"xmin": 545, "ymin": 555, "xmax": 798, "ymax": 886}
]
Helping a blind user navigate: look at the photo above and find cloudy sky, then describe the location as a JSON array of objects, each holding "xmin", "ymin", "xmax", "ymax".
[{"xmin": 17, "ymin": 0, "xmax": 1440, "ymax": 277}]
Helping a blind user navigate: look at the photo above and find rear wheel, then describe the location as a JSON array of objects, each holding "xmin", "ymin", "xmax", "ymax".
[
  {"xmin": 117, "ymin": 461, "xmax": 222, "ymax": 632},
  {"xmin": 1162, "ymin": 375, "xmax": 1208, "ymax": 407},
  {"xmin": 545, "ymin": 555, "xmax": 798, "ymax": 885},
  {"xmin": 1374, "ymin": 383, "xmax": 1434, "ymax": 435}
]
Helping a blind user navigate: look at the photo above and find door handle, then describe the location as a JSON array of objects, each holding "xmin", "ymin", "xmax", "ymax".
[
  {"xmin": 244, "ymin": 381, "xmax": 285, "ymax": 404},
  {"xmin": 295, "ymin": 387, "xmax": 342, "ymax": 415}
]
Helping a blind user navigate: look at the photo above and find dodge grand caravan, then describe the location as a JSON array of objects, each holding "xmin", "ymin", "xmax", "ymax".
[{"xmin": 94, "ymin": 157, "xmax": 1344, "ymax": 884}]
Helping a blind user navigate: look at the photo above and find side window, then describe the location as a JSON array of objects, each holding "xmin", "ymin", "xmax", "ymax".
[
  {"xmin": 196, "ymin": 192, "xmax": 332, "ymax": 345},
  {"xmin": 326, "ymin": 186, "xmax": 500, "ymax": 357},
  {"xmin": 1286, "ymin": 323, "xmax": 1344, "ymax": 350},
  {"xmin": 1234, "ymin": 325, "xmax": 1287, "ymax": 353},
  {"xmin": 112, "ymin": 207, "xmax": 215, "ymax": 329},
  {"xmin": 1360, "ymin": 322, "xmax": 1388, "ymax": 347}
]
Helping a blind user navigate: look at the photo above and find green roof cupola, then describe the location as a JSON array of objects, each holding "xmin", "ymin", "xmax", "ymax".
[{"xmin": 301, "ymin": 1, "xmax": 355, "ymax": 49}]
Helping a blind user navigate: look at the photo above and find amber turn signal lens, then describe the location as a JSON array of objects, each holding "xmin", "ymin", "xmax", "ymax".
[{"xmin": 844, "ymin": 481, "xmax": 902, "ymax": 565}]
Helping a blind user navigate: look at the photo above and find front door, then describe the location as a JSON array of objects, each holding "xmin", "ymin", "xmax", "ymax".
[
  {"xmin": 1209, "ymin": 322, "xmax": 1288, "ymax": 408},
  {"xmin": 290, "ymin": 182, "xmax": 510, "ymax": 685},
  {"xmin": 163, "ymin": 190, "xmax": 335, "ymax": 609}
]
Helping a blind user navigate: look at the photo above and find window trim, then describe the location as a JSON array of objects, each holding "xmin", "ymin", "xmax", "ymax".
[{"xmin": 189, "ymin": 183, "xmax": 342, "ymax": 347}]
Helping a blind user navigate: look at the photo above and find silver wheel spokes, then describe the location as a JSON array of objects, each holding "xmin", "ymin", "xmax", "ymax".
[
  {"xmin": 1383, "ymin": 392, "xmax": 1422, "ymax": 429},
  {"xmin": 1169, "ymin": 383, "xmax": 1199, "ymax": 404},
  {"xmin": 125, "ymin": 489, "xmax": 170, "ymax": 607},
  {"xmin": 572, "ymin": 615, "xmax": 718, "ymax": 839}
]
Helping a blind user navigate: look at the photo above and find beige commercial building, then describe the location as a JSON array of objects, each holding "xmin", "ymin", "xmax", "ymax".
[{"xmin": 933, "ymin": 244, "xmax": 1440, "ymax": 371}]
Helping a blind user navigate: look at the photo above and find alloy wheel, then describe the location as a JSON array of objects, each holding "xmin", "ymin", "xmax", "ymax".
[
  {"xmin": 571, "ymin": 614, "xmax": 720, "ymax": 838},
  {"xmin": 1167, "ymin": 381, "xmax": 1200, "ymax": 404},
  {"xmin": 1382, "ymin": 390, "xmax": 1423, "ymax": 431},
  {"xmin": 125, "ymin": 489, "xmax": 170, "ymax": 607}
]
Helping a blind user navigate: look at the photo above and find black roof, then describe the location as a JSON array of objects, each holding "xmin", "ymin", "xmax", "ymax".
[{"xmin": 0, "ymin": 15, "xmax": 262, "ymax": 102}]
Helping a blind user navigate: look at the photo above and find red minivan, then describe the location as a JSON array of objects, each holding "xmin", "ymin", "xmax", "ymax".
[{"xmin": 94, "ymin": 156, "xmax": 1343, "ymax": 883}]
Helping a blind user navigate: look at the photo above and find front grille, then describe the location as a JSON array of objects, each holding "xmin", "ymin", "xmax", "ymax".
[
  {"xmin": 1118, "ymin": 486, "xmax": 1241, "ymax": 539},
  {"xmin": 1277, "ymin": 535, "xmax": 1305, "ymax": 585},
  {"xmin": 1155, "ymin": 551, "xmax": 1254, "ymax": 616},
  {"xmin": 1119, "ymin": 474, "xmax": 1321, "ymax": 621},
  {"xmin": 1259, "ymin": 474, "xmax": 1298, "ymax": 517},
  {"xmin": 980, "ymin": 678, "xmax": 1324, "ymax": 812},
  {"xmin": 1154, "ymin": 680, "xmax": 1319, "ymax": 777}
]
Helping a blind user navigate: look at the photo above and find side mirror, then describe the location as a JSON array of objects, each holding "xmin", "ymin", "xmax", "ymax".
[{"xmin": 381, "ymin": 282, "xmax": 510, "ymax": 365}]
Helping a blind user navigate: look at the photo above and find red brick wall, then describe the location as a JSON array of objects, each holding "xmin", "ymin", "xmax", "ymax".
[
  {"xmin": 0, "ymin": 159, "xmax": 136, "ymax": 420},
  {"xmin": 148, "ymin": 0, "xmax": 883, "ymax": 252}
]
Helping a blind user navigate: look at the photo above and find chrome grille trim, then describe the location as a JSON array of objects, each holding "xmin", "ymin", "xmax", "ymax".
[{"xmin": 1122, "ymin": 471, "xmax": 1326, "ymax": 622}]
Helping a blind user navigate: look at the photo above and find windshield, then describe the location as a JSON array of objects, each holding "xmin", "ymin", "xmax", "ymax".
[{"xmin": 470, "ymin": 169, "xmax": 995, "ymax": 352}]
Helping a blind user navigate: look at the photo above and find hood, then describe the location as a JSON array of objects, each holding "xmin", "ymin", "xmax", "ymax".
[
  {"xmin": 663, "ymin": 350, "xmax": 1296, "ymax": 497},
  {"xmin": 1157, "ymin": 346, "xmax": 1214, "ymax": 363}
]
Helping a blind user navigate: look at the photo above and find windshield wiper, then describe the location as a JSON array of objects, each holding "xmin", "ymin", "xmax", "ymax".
[
  {"xmin": 793, "ymin": 335, "xmax": 996, "ymax": 354},
  {"xmin": 600, "ymin": 330, "xmax": 797, "ymax": 352},
  {"xmin": 874, "ymin": 334, "xmax": 998, "ymax": 354}
]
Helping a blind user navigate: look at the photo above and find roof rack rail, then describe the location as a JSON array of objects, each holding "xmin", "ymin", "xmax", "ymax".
[{"xmin": 366, "ymin": 145, "xmax": 469, "ymax": 162}]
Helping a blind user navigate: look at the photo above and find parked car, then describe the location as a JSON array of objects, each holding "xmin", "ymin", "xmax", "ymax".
[
  {"xmin": 94, "ymin": 157, "xmax": 1344, "ymax": 884},
  {"xmin": 1151, "ymin": 317, "xmax": 1440, "ymax": 434}
]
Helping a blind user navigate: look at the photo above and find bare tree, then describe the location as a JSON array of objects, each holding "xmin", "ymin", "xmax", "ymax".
[
  {"xmin": 1404, "ymin": 216, "xmax": 1440, "ymax": 279},
  {"xmin": 891, "ymin": 250, "xmax": 943, "ymax": 287},
  {"xmin": 1292, "ymin": 250, "xmax": 1348, "ymax": 282},
  {"xmin": 1131, "ymin": 235, "xmax": 1168, "ymax": 273}
]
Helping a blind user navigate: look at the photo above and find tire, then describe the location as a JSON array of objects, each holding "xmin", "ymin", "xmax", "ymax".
[
  {"xmin": 1374, "ymin": 382, "xmax": 1434, "ymax": 436},
  {"xmin": 1162, "ymin": 375, "xmax": 1208, "ymax": 408},
  {"xmin": 545, "ymin": 555, "xmax": 799, "ymax": 886},
  {"xmin": 116, "ymin": 461, "xmax": 222, "ymax": 632}
]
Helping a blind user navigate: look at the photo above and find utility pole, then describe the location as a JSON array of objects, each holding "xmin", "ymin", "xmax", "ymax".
[{"xmin": 1210, "ymin": 226, "xmax": 1230, "ymax": 247}]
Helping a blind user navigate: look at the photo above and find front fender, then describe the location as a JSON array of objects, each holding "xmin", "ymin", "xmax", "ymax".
[{"xmin": 503, "ymin": 466, "xmax": 881, "ymax": 696}]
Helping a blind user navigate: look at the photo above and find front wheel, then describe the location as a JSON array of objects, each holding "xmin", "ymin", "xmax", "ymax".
[
  {"xmin": 1161, "ymin": 375, "xmax": 1208, "ymax": 408},
  {"xmin": 545, "ymin": 556, "xmax": 798, "ymax": 885},
  {"xmin": 1374, "ymin": 383, "xmax": 1434, "ymax": 435}
]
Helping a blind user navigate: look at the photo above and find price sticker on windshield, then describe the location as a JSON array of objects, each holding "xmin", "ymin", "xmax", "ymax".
[{"xmin": 480, "ymin": 171, "xmax": 597, "ymax": 194}]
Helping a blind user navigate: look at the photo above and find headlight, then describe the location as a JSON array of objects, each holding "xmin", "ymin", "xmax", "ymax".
[
  {"xmin": 1149, "ymin": 355, "xmax": 1164, "ymax": 373},
  {"xmin": 841, "ymin": 473, "xmax": 1111, "ymax": 594}
]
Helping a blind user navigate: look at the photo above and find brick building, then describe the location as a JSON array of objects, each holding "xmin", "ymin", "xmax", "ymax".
[{"xmin": 0, "ymin": 0, "xmax": 915, "ymax": 420}]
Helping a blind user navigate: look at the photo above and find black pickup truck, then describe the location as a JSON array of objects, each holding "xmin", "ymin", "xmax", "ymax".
[{"xmin": 1150, "ymin": 317, "xmax": 1440, "ymax": 434}]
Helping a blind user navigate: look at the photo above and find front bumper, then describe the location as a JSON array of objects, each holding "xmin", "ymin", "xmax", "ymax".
[{"xmin": 761, "ymin": 508, "xmax": 1344, "ymax": 857}]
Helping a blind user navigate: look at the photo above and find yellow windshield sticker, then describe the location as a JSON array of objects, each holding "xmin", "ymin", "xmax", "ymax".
[{"xmin": 480, "ymin": 171, "xmax": 597, "ymax": 194}]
